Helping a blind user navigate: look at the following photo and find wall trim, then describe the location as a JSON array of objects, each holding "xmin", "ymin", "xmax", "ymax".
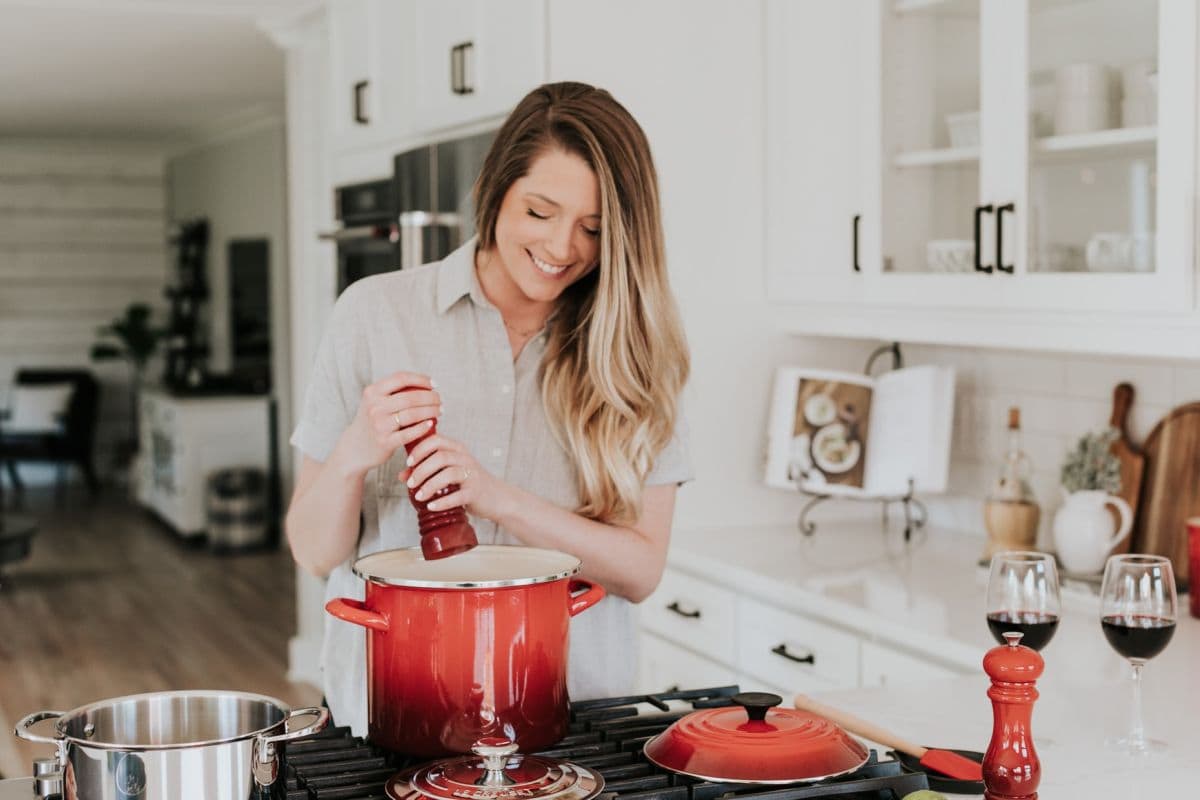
[{"xmin": 164, "ymin": 103, "xmax": 285, "ymax": 159}]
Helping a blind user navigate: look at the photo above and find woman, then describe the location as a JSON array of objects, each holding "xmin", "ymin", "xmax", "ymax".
[{"xmin": 286, "ymin": 81, "xmax": 691, "ymax": 735}]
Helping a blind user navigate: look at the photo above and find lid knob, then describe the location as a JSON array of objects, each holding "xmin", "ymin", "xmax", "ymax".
[
  {"xmin": 471, "ymin": 737, "xmax": 519, "ymax": 787},
  {"xmin": 732, "ymin": 691, "xmax": 782, "ymax": 723},
  {"xmin": 1003, "ymin": 631, "xmax": 1023, "ymax": 648}
]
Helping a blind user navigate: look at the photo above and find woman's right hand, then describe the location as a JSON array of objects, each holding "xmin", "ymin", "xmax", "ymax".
[{"xmin": 335, "ymin": 371, "xmax": 441, "ymax": 475}]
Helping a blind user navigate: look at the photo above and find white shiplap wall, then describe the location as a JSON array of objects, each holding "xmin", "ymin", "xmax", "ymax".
[{"xmin": 0, "ymin": 140, "xmax": 167, "ymax": 483}]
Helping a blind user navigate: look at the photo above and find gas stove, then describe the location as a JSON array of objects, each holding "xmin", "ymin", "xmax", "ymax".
[{"xmin": 282, "ymin": 686, "xmax": 931, "ymax": 800}]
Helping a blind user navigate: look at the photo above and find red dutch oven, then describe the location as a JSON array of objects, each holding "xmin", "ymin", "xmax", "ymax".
[
  {"xmin": 644, "ymin": 692, "xmax": 870, "ymax": 783},
  {"xmin": 326, "ymin": 545, "xmax": 606, "ymax": 757}
]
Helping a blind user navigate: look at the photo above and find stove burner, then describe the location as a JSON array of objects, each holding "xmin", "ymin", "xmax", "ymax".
[{"xmin": 283, "ymin": 686, "xmax": 931, "ymax": 800}]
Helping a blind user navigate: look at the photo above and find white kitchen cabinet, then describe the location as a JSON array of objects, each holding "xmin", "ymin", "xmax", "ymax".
[
  {"xmin": 736, "ymin": 595, "xmax": 860, "ymax": 693},
  {"xmin": 638, "ymin": 566, "xmax": 972, "ymax": 696},
  {"xmin": 411, "ymin": 0, "xmax": 545, "ymax": 135},
  {"xmin": 765, "ymin": 0, "xmax": 1200, "ymax": 355},
  {"xmin": 637, "ymin": 632, "xmax": 738, "ymax": 695},
  {"xmin": 859, "ymin": 639, "xmax": 961, "ymax": 688},
  {"xmin": 137, "ymin": 390, "xmax": 272, "ymax": 539}
]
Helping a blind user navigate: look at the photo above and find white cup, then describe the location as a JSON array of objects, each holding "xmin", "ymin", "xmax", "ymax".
[{"xmin": 1121, "ymin": 60, "xmax": 1157, "ymax": 99}]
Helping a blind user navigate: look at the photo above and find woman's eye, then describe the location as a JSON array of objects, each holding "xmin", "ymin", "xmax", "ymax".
[
  {"xmin": 583, "ymin": 227, "xmax": 600, "ymax": 238},
  {"xmin": 526, "ymin": 209, "xmax": 549, "ymax": 220}
]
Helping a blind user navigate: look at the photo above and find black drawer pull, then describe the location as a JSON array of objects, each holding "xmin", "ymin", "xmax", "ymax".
[
  {"xmin": 995, "ymin": 202, "xmax": 1014, "ymax": 273},
  {"xmin": 973, "ymin": 204, "xmax": 994, "ymax": 273},
  {"xmin": 771, "ymin": 644, "xmax": 815, "ymax": 665},
  {"xmin": 353, "ymin": 80, "xmax": 369, "ymax": 124},
  {"xmin": 666, "ymin": 601, "xmax": 701, "ymax": 619},
  {"xmin": 852, "ymin": 214, "xmax": 861, "ymax": 273}
]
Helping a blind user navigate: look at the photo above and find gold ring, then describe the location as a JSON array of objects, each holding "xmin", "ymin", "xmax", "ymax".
[
  {"xmin": 463, "ymin": 468, "xmax": 471, "ymax": 481},
  {"xmin": 394, "ymin": 411, "xmax": 403, "ymax": 428}
]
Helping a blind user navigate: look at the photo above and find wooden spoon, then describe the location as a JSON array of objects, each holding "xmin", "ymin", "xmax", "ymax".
[{"xmin": 793, "ymin": 693, "xmax": 982, "ymax": 782}]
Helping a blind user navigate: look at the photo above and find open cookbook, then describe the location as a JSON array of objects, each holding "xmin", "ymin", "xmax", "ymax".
[{"xmin": 765, "ymin": 364, "xmax": 956, "ymax": 498}]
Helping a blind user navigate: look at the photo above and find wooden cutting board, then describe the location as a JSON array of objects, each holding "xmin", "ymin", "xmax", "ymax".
[
  {"xmin": 1132, "ymin": 402, "xmax": 1200, "ymax": 586},
  {"xmin": 1108, "ymin": 383, "xmax": 1144, "ymax": 555}
]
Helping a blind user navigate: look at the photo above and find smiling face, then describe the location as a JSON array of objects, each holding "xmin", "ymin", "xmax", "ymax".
[{"xmin": 481, "ymin": 147, "xmax": 602, "ymax": 311}]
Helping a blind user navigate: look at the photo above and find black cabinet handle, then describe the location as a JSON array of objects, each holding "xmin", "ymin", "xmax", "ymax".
[
  {"xmin": 353, "ymin": 80, "xmax": 369, "ymax": 125},
  {"xmin": 450, "ymin": 42, "xmax": 475, "ymax": 95},
  {"xmin": 666, "ymin": 601, "xmax": 701, "ymax": 619},
  {"xmin": 995, "ymin": 203, "xmax": 1014, "ymax": 273},
  {"xmin": 973, "ymin": 204, "xmax": 994, "ymax": 273},
  {"xmin": 771, "ymin": 643, "xmax": 815, "ymax": 665},
  {"xmin": 852, "ymin": 214, "xmax": 861, "ymax": 272}
]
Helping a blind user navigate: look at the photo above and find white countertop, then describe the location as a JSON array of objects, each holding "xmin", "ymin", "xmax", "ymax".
[{"xmin": 667, "ymin": 515, "xmax": 1200, "ymax": 798}]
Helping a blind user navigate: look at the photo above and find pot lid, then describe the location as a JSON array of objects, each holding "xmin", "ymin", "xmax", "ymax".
[
  {"xmin": 354, "ymin": 545, "xmax": 580, "ymax": 588},
  {"xmin": 643, "ymin": 692, "xmax": 870, "ymax": 784},
  {"xmin": 386, "ymin": 738, "xmax": 604, "ymax": 800}
]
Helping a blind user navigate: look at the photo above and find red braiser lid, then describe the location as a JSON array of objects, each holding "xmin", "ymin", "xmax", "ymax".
[{"xmin": 643, "ymin": 692, "xmax": 870, "ymax": 784}]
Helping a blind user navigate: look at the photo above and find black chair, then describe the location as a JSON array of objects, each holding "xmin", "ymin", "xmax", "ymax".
[{"xmin": 0, "ymin": 369, "xmax": 101, "ymax": 499}]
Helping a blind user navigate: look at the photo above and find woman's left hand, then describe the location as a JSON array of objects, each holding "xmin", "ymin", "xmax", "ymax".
[{"xmin": 402, "ymin": 434, "xmax": 507, "ymax": 521}]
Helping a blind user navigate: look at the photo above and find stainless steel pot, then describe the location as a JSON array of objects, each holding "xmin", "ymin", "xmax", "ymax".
[{"xmin": 15, "ymin": 690, "xmax": 328, "ymax": 800}]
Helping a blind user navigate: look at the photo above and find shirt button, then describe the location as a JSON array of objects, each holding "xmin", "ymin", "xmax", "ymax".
[
  {"xmin": 500, "ymin": 384, "xmax": 511, "ymax": 394},
  {"xmin": 491, "ymin": 447, "xmax": 503, "ymax": 458}
]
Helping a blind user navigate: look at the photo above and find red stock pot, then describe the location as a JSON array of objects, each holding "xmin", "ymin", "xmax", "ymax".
[{"xmin": 326, "ymin": 545, "xmax": 606, "ymax": 757}]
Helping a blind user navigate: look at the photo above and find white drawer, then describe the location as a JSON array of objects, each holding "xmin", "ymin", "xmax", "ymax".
[
  {"xmin": 860, "ymin": 640, "xmax": 964, "ymax": 689},
  {"xmin": 736, "ymin": 595, "xmax": 859, "ymax": 692},
  {"xmin": 637, "ymin": 632, "xmax": 738, "ymax": 695},
  {"xmin": 641, "ymin": 568, "xmax": 737, "ymax": 666}
]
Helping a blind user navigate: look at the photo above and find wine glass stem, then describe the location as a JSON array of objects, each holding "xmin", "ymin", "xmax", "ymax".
[{"xmin": 1129, "ymin": 659, "xmax": 1146, "ymax": 751}]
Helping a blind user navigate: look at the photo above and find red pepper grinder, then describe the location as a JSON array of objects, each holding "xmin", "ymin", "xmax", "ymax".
[
  {"xmin": 982, "ymin": 631, "xmax": 1044, "ymax": 800},
  {"xmin": 400, "ymin": 387, "xmax": 478, "ymax": 560}
]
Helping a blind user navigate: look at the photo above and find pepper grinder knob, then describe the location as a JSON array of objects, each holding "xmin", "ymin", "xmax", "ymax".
[{"xmin": 982, "ymin": 630, "xmax": 1045, "ymax": 800}]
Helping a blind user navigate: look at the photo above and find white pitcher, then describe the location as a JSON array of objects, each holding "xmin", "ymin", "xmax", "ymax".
[{"xmin": 1052, "ymin": 490, "xmax": 1132, "ymax": 574}]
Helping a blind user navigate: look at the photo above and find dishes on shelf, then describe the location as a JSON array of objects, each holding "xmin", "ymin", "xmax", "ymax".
[
  {"xmin": 1085, "ymin": 232, "xmax": 1154, "ymax": 272},
  {"xmin": 804, "ymin": 393, "xmax": 838, "ymax": 426},
  {"xmin": 926, "ymin": 239, "xmax": 974, "ymax": 273}
]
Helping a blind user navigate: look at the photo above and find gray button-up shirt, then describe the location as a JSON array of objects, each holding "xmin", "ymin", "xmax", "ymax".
[{"xmin": 291, "ymin": 238, "xmax": 692, "ymax": 735}]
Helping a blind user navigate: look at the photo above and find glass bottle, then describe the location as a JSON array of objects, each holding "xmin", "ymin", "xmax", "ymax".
[{"xmin": 983, "ymin": 408, "xmax": 1041, "ymax": 557}]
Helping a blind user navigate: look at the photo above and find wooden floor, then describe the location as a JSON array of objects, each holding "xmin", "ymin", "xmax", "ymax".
[{"xmin": 0, "ymin": 488, "xmax": 321, "ymax": 778}]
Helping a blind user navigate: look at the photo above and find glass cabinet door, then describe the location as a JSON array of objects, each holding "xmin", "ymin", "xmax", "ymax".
[
  {"xmin": 1015, "ymin": 0, "xmax": 1194, "ymax": 310},
  {"xmin": 871, "ymin": 0, "xmax": 983, "ymax": 277},
  {"xmin": 1027, "ymin": 0, "xmax": 1158, "ymax": 276}
]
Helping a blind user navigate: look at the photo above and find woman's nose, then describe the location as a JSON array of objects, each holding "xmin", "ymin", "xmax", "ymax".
[{"xmin": 545, "ymin": 221, "xmax": 574, "ymax": 262}]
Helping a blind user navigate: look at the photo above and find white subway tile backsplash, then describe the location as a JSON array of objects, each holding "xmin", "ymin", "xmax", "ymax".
[
  {"xmin": 893, "ymin": 340, "xmax": 1190, "ymax": 539},
  {"xmin": 1063, "ymin": 357, "xmax": 1174, "ymax": 405},
  {"xmin": 1172, "ymin": 365, "xmax": 1200, "ymax": 404},
  {"xmin": 978, "ymin": 351, "xmax": 1067, "ymax": 395}
]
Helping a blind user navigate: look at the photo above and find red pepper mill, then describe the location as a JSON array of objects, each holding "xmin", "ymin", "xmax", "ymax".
[
  {"xmin": 400, "ymin": 387, "xmax": 477, "ymax": 560},
  {"xmin": 982, "ymin": 631, "xmax": 1044, "ymax": 800}
]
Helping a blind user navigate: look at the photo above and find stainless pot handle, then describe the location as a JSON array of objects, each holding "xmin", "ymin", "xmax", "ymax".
[
  {"xmin": 252, "ymin": 706, "xmax": 330, "ymax": 787},
  {"xmin": 15, "ymin": 711, "xmax": 67, "ymax": 767}
]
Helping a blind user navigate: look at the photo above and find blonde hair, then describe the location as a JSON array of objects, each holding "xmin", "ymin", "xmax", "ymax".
[{"xmin": 475, "ymin": 82, "xmax": 689, "ymax": 524}]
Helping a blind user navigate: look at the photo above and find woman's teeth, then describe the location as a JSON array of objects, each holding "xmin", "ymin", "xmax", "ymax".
[{"xmin": 531, "ymin": 252, "xmax": 569, "ymax": 275}]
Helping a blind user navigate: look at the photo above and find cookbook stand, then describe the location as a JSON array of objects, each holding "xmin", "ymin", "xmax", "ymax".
[{"xmin": 788, "ymin": 342, "xmax": 928, "ymax": 543}]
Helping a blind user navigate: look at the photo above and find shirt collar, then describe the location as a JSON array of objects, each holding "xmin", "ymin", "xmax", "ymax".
[{"xmin": 436, "ymin": 236, "xmax": 492, "ymax": 314}]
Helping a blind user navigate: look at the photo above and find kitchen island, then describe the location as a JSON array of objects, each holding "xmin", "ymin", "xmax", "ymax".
[{"xmin": 659, "ymin": 517, "xmax": 1200, "ymax": 798}]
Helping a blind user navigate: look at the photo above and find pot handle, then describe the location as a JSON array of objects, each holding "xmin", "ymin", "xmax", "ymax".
[
  {"xmin": 14, "ymin": 711, "xmax": 67, "ymax": 768},
  {"xmin": 253, "ymin": 706, "xmax": 330, "ymax": 787},
  {"xmin": 567, "ymin": 579, "xmax": 606, "ymax": 617},
  {"xmin": 326, "ymin": 597, "xmax": 390, "ymax": 631}
]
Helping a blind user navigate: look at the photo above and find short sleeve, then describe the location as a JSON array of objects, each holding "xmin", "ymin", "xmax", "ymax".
[
  {"xmin": 645, "ymin": 395, "xmax": 693, "ymax": 487},
  {"xmin": 290, "ymin": 283, "xmax": 371, "ymax": 462}
]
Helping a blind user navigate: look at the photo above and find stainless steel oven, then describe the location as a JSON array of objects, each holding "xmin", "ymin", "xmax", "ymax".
[{"xmin": 321, "ymin": 178, "xmax": 398, "ymax": 294}]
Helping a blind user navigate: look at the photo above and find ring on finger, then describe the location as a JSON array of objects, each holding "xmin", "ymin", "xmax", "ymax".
[
  {"xmin": 394, "ymin": 411, "xmax": 403, "ymax": 428},
  {"xmin": 462, "ymin": 467, "xmax": 471, "ymax": 482}
]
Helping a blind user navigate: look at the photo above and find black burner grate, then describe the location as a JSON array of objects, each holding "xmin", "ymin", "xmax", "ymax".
[{"xmin": 285, "ymin": 686, "xmax": 929, "ymax": 800}]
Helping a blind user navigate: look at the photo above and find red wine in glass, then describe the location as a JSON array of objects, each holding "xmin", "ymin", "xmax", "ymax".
[
  {"xmin": 1100, "ymin": 614, "xmax": 1176, "ymax": 661},
  {"xmin": 987, "ymin": 610, "xmax": 1060, "ymax": 651}
]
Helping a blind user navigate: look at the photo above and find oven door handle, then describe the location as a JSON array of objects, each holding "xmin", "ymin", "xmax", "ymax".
[{"xmin": 318, "ymin": 224, "xmax": 398, "ymax": 243}]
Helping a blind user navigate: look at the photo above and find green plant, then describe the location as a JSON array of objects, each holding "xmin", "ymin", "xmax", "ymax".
[
  {"xmin": 1060, "ymin": 427, "xmax": 1122, "ymax": 494},
  {"xmin": 90, "ymin": 303, "xmax": 167, "ymax": 460}
]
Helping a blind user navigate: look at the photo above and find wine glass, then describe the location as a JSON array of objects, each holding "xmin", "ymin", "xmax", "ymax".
[
  {"xmin": 986, "ymin": 551, "xmax": 1062, "ymax": 651},
  {"xmin": 1099, "ymin": 554, "xmax": 1177, "ymax": 754}
]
